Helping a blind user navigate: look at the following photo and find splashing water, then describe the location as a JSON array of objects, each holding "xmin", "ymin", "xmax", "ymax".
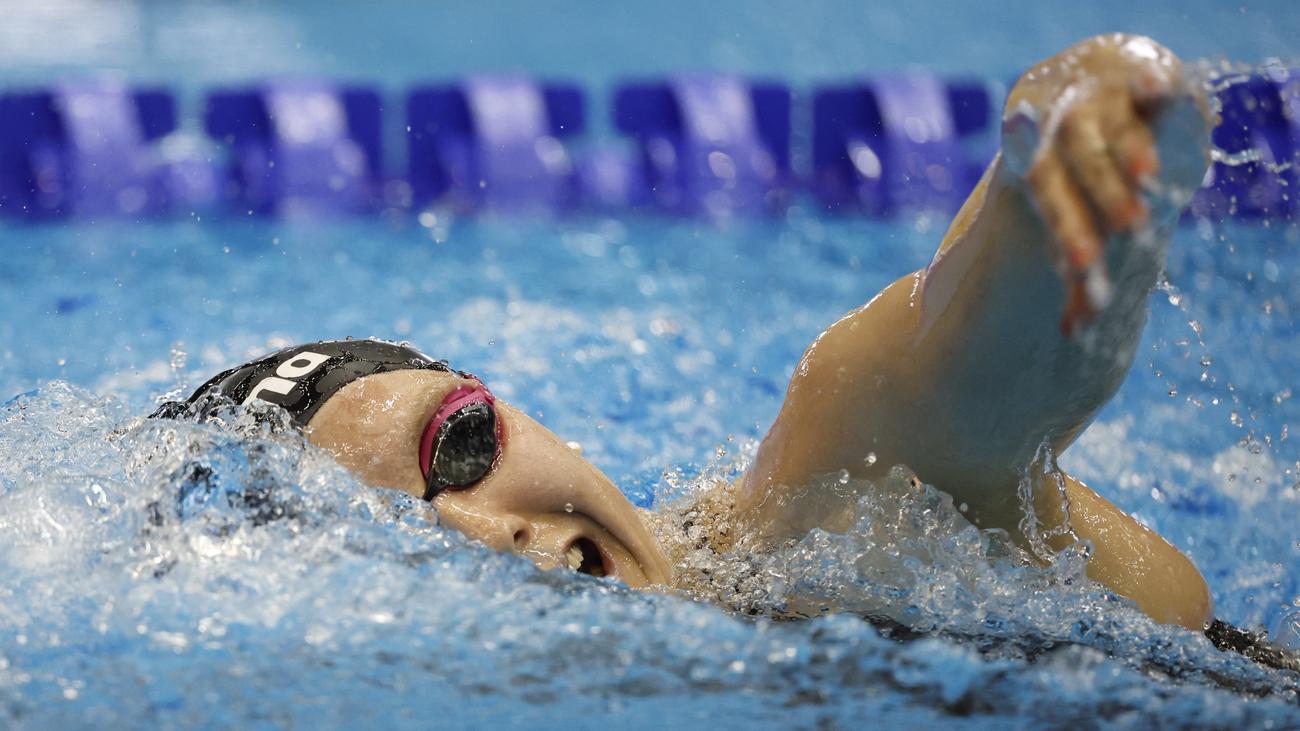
[
  {"xmin": 3, "ymin": 379, "xmax": 1300, "ymax": 728},
  {"xmin": 1192, "ymin": 59, "xmax": 1300, "ymax": 196}
]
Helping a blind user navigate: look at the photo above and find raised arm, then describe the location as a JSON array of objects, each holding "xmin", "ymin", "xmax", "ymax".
[{"xmin": 736, "ymin": 35, "xmax": 1213, "ymax": 629}]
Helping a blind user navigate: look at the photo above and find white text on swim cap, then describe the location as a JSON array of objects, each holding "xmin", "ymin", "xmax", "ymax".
[{"xmin": 242, "ymin": 350, "xmax": 332, "ymax": 406}]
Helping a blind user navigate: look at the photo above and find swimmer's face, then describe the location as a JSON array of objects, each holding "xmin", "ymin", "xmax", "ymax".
[{"xmin": 305, "ymin": 369, "xmax": 673, "ymax": 587}]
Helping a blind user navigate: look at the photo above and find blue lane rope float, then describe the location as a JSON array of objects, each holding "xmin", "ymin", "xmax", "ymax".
[
  {"xmin": 1190, "ymin": 73, "xmax": 1298, "ymax": 219},
  {"xmin": 0, "ymin": 82, "xmax": 216, "ymax": 218},
  {"xmin": 611, "ymin": 76, "xmax": 793, "ymax": 216},
  {"xmin": 811, "ymin": 73, "xmax": 995, "ymax": 215},
  {"xmin": 0, "ymin": 71, "xmax": 1295, "ymax": 221},
  {"xmin": 407, "ymin": 77, "xmax": 585, "ymax": 213},
  {"xmin": 204, "ymin": 82, "xmax": 384, "ymax": 217}
]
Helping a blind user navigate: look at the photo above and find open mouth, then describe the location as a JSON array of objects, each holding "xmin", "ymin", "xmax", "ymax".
[{"xmin": 565, "ymin": 537, "xmax": 608, "ymax": 577}]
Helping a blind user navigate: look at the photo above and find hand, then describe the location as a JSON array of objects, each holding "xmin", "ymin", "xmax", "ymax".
[{"xmin": 1003, "ymin": 35, "xmax": 1210, "ymax": 335}]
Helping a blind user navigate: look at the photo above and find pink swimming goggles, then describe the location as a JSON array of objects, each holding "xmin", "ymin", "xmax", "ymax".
[{"xmin": 418, "ymin": 378, "xmax": 501, "ymax": 501}]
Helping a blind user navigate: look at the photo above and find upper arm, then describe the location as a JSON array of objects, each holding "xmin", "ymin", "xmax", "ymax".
[
  {"xmin": 735, "ymin": 161, "xmax": 1031, "ymax": 537},
  {"xmin": 735, "ymin": 270, "xmax": 931, "ymax": 538}
]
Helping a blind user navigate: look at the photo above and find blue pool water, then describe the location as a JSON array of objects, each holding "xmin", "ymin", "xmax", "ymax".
[{"xmin": 3, "ymin": 2, "xmax": 1300, "ymax": 728}]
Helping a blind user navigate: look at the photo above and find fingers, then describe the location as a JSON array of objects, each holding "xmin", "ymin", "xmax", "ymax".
[
  {"xmin": 1106, "ymin": 96, "xmax": 1160, "ymax": 187},
  {"xmin": 1028, "ymin": 80, "xmax": 1169, "ymax": 336},
  {"xmin": 1060, "ymin": 104, "xmax": 1148, "ymax": 233},
  {"xmin": 1027, "ymin": 148, "xmax": 1103, "ymax": 274},
  {"xmin": 1061, "ymin": 279, "xmax": 1094, "ymax": 337},
  {"xmin": 1102, "ymin": 80, "xmax": 1164, "ymax": 187},
  {"xmin": 1027, "ymin": 147, "xmax": 1111, "ymax": 333}
]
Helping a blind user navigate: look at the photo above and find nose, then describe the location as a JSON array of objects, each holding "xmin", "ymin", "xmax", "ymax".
[{"xmin": 432, "ymin": 495, "xmax": 531, "ymax": 553}]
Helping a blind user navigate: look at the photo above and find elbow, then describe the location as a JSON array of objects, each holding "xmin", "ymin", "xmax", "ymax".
[
  {"xmin": 1089, "ymin": 532, "xmax": 1214, "ymax": 632},
  {"xmin": 1145, "ymin": 548, "xmax": 1214, "ymax": 632}
]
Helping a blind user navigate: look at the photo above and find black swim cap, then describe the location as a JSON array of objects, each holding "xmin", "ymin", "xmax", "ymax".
[{"xmin": 151, "ymin": 339, "xmax": 461, "ymax": 427}]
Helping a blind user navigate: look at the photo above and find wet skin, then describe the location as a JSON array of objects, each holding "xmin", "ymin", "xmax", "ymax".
[
  {"xmin": 301, "ymin": 34, "xmax": 1212, "ymax": 631},
  {"xmin": 307, "ymin": 369, "xmax": 673, "ymax": 588}
]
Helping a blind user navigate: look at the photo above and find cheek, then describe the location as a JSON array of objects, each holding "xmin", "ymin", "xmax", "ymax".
[
  {"xmin": 366, "ymin": 429, "xmax": 429, "ymax": 497},
  {"xmin": 330, "ymin": 436, "xmax": 424, "ymax": 496},
  {"xmin": 312, "ymin": 399, "xmax": 428, "ymax": 496}
]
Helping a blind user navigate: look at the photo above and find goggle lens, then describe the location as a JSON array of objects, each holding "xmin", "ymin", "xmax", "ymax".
[{"xmin": 420, "ymin": 383, "xmax": 500, "ymax": 500}]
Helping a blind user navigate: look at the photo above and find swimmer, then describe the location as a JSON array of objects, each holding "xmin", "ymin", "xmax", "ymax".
[{"xmin": 156, "ymin": 35, "xmax": 1251, "ymax": 648}]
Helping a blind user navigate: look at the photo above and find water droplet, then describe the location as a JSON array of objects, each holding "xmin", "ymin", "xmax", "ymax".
[
  {"xmin": 564, "ymin": 503, "xmax": 574, "ymax": 513},
  {"xmin": 864, "ymin": 452, "xmax": 877, "ymax": 466},
  {"xmin": 837, "ymin": 469, "xmax": 850, "ymax": 484}
]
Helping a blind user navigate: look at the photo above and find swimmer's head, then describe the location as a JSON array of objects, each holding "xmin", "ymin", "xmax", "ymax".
[{"xmin": 155, "ymin": 339, "xmax": 673, "ymax": 588}]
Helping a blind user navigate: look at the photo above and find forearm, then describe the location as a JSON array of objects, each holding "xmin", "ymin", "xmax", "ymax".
[
  {"xmin": 911, "ymin": 152, "xmax": 1152, "ymax": 475},
  {"xmin": 740, "ymin": 155, "xmax": 1137, "ymax": 536},
  {"xmin": 1038, "ymin": 473, "xmax": 1212, "ymax": 631},
  {"xmin": 740, "ymin": 34, "xmax": 1208, "ymax": 540},
  {"xmin": 737, "ymin": 161, "xmax": 1079, "ymax": 537}
]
